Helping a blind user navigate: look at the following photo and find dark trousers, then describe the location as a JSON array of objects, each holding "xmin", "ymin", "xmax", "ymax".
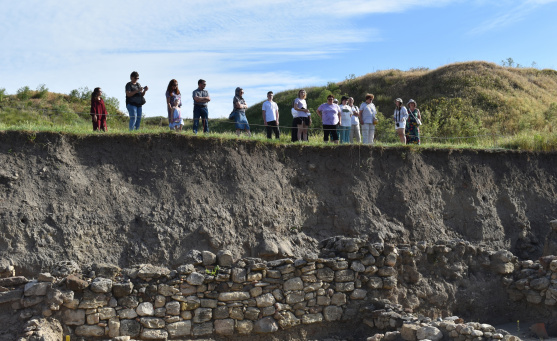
[
  {"xmin": 266, "ymin": 121, "xmax": 280, "ymax": 139},
  {"xmin": 323, "ymin": 124, "xmax": 339, "ymax": 142}
]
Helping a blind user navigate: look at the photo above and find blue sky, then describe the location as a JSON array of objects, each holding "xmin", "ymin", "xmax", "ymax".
[{"xmin": 1, "ymin": 0, "xmax": 556, "ymax": 118}]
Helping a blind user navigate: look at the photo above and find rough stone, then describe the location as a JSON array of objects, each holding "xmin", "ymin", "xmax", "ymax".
[
  {"xmin": 63, "ymin": 309, "xmax": 85, "ymax": 325},
  {"xmin": 254, "ymin": 317, "xmax": 279, "ymax": 333},
  {"xmin": 416, "ymin": 326, "xmax": 442, "ymax": 341},
  {"xmin": 136, "ymin": 302, "xmax": 155, "ymax": 316},
  {"xmin": 217, "ymin": 250, "xmax": 234, "ymax": 267},
  {"xmin": 140, "ymin": 317, "xmax": 165, "ymax": 329},
  {"xmin": 112, "ymin": 282, "xmax": 133, "ymax": 298},
  {"xmin": 119, "ymin": 319, "xmax": 141, "ymax": 338},
  {"xmin": 256, "ymin": 293, "xmax": 276, "ymax": 308},
  {"xmin": 284, "ymin": 277, "xmax": 304, "ymax": 291},
  {"xmin": 186, "ymin": 272, "xmax": 205, "ymax": 285},
  {"xmin": 219, "ymin": 292, "xmax": 251, "ymax": 301},
  {"xmin": 193, "ymin": 322, "xmax": 214, "ymax": 337},
  {"xmin": 90, "ymin": 277, "xmax": 112, "ymax": 293},
  {"xmin": 166, "ymin": 301, "xmax": 181, "ymax": 315},
  {"xmin": 324, "ymin": 306, "xmax": 343, "ymax": 321},
  {"xmin": 167, "ymin": 321, "xmax": 192, "ymax": 338},
  {"xmin": 215, "ymin": 319, "xmax": 235, "ymax": 335},
  {"xmin": 193, "ymin": 307, "xmax": 213, "ymax": 323},
  {"xmin": 75, "ymin": 325, "xmax": 105, "ymax": 337},
  {"xmin": 202, "ymin": 251, "xmax": 217, "ymax": 265},
  {"xmin": 237, "ymin": 320, "xmax": 254, "ymax": 334},
  {"xmin": 24, "ymin": 281, "xmax": 50, "ymax": 296},
  {"xmin": 140, "ymin": 329, "xmax": 168, "ymax": 340}
]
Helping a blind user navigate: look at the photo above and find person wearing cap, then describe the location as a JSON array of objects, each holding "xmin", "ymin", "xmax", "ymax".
[
  {"xmin": 359, "ymin": 94, "xmax": 377, "ymax": 144},
  {"xmin": 192, "ymin": 79, "xmax": 210, "ymax": 134},
  {"xmin": 125, "ymin": 71, "xmax": 148, "ymax": 131},
  {"xmin": 406, "ymin": 99, "xmax": 421, "ymax": 144},
  {"xmin": 317, "ymin": 95, "xmax": 341, "ymax": 144},
  {"xmin": 338, "ymin": 96, "xmax": 352, "ymax": 144},
  {"xmin": 262, "ymin": 91, "xmax": 280, "ymax": 139},
  {"xmin": 393, "ymin": 98, "xmax": 408, "ymax": 143},
  {"xmin": 348, "ymin": 97, "xmax": 361, "ymax": 143},
  {"xmin": 233, "ymin": 87, "xmax": 251, "ymax": 137}
]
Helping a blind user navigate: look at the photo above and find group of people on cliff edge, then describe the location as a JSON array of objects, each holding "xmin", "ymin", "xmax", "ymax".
[{"xmin": 89, "ymin": 71, "xmax": 421, "ymax": 145}]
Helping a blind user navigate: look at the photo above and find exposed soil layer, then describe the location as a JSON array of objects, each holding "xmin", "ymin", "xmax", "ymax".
[{"xmin": 1, "ymin": 131, "xmax": 556, "ymax": 276}]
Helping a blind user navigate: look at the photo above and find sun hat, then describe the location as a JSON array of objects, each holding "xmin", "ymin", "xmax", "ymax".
[
  {"xmin": 395, "ymin": 98, "xmax": 403, "ymax": 103},
  {"xmin": 407, "ymin": 99, "xmax": 416, "ymax": 105}
]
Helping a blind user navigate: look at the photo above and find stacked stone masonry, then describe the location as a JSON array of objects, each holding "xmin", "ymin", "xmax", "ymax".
[{"xmin": 0, "ymin": 237, "xmax": 534, "ymax": 340}]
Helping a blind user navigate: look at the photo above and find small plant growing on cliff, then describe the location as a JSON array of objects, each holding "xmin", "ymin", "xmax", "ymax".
[{"xmin": 205, "ymin": 265, "xmax": 220, "ymax": 276}]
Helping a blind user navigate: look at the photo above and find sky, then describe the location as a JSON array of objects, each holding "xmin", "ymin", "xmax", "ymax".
[{"xmin": 1, "ymin": 0, "xmax": 556, "ymax": 118}]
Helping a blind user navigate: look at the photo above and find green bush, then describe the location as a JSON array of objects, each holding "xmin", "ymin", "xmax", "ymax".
[
  {"xmin": 0, "ymin": 88, "xmax": 5, "ymax": 102},
  {"xmin": 35, "ymin": 84, "xmax": 49, "ymax": 99},
  {"xmin": 17, "ymin": 86, "xmax": 31, "ymax": 100}
]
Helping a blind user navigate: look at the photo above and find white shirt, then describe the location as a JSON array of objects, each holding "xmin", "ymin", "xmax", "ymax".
[
  {"xmin": 394, "ymin": 106, "xmax": 408, "ymax": 127},
  {"xmin": 294, "ymin": 98, "xmax": 308, "ymax": 118},
  {"xmin": 359, "ymin": 102, "xmax": 377, "ymax": 124},
  {"xmin": 262, "ymin": 100, "xmax": 279, "ymax": 122},
  {"xmin": 350, "ymin": 106, "xmax": 359, "ymax": 125},
  {"xmin": 340, "ymin": 104, "xmax": 352, "ymax": 127}
]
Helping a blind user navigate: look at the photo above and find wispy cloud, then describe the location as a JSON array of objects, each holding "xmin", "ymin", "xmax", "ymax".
[{"xmin": 468, "ymin": 0, "xmax": 557, "ymax": 35}]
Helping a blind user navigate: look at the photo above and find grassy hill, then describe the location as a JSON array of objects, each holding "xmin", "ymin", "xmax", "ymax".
[
  {"xmin": 2, "ymin": 61, "xmax": 557, "ymax": 150},
  {"xmin": 243, "ymin": 61, "xmax": 557, "ymax": 147}
]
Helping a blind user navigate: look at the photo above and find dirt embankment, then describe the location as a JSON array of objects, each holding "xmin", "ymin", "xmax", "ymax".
[{"xmin": 0, "ymin": 131, "xmax": 556, "ymax": 275}]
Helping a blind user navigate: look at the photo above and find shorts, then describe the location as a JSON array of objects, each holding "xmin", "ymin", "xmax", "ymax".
[{"xmin": 294, "ymin": 117, "xmax": 310, "ymax": 126}]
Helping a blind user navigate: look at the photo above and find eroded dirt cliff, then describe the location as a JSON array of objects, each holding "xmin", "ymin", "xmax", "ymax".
[{"xmin": 0, "ymin": 131, "xmax": 556, "ymax": 275}]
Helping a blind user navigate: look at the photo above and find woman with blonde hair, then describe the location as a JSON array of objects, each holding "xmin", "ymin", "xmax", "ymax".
[{"xmin": 293, "ymin": 89, "xmax": 310, "ymax": 141}]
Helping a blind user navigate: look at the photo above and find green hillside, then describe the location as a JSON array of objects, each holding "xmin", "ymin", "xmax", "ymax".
[
  {"xmin": 2, "ymin": 61, "xmax": 557, "ymax": 150},
  {"xmin": 244, "ymin": 61, "xmax": 557, "ymax": 146}
]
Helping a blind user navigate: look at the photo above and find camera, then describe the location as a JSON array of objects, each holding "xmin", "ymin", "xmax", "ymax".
[{"xmin": 396, "ymin": 123, "xmax": 400, "ymax": 128}]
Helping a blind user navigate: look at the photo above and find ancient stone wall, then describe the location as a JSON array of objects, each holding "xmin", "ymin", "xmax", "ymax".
[{"xmin": 0, "ymin": 233, "xmax": 536, "ymax": 340}]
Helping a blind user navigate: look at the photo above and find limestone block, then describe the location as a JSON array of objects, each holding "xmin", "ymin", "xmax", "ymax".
[
  {"xmin": 250, "ymin": 286, "xmax": 263, "ymax": 297},
  {"xmin": 245, "ymin": 307, "xmax": 260, "ymax": 320},
  {"xmin": 0, "ymin": 289, "xmax": 23, "ymax": 304},
  {"xmin": 335, "ymin": 270, "xmax": 355, "ymax": 282},
  {"xmin": 167, "ymin": 321, "xmax": 192, "ymax": 338},
  {"xmin": 247, "ymin": 272, "xmax": 263, "ymax": 281},
  {"xmin": 181, "ymin": 310, "xmax": 193, "ymax": 320},
  {"xmin": 166, "ymin": 301, "xmax": 181, "ymax": 315},
  {"xmin": 22, "ymin": 296, "xmax": 44, "ymax": 307},
  {"xmin": 214, "ymin": 306, "xmax": 229, "ymax": 319},
  {"xmin": 215, "ymin": 319, "xmax": 235, "ymax": 335},
  {"xmin": 24, "ymin": 281, "xmax": 50, "ymax": 296},
  {"xmin": 136, "ymin": 302, "xmax": 154, "ymax": 316},
  {"xmin": 302, "ymin": 313, "xmax": 323, "ymax": 324},
  {"xmin": 335, "ymin": 282, "xmax": 355, "ymax": 292},
  {"xmin": 63, "ymin": 309, "xmax": 85, "ymax": 325},
  {"xmin": 230, "ymin": 307, "xmax": 244, "ymax": 320},
  {"xmin": 193, "ymin": 307, "xmax": 213, "ymax": 323},
  {"xmin": 526, "ymin": 291, "xmax": 543, "ymax": 304},
  {"xmin": 140, "ymin": 317, "xmax": 165, "ymax": 329},
  {"xmin": 112, "ymin": 282, "xmax": 133, "ymax": 298},
  {"xmin": 202, "ymin": 251, "xmax": 217, "ymax": 266},
  {"xmin": 323, "ymin": 306, "xmax": 343, "ymax": 321},
  {"xmin": 317, "ymin": 295, "xmax": 331, "ymax": 306},
  {"xmin": 183, "ymin": 296, "xmax": 201, "ymax": 310},
  {"xmin": 378, "ymin": 267, "xmax": 397, "ymax": 277},
  {"xmin": 236, "ymin": 320, "xmax": 254, "ymax": 334},
  {"xmin": 284, "ymin": 277, "xmax": 304, "ymax": 291},
  {"xmin": 38, "ymin": 273, "xmax": 55, "ymax": 282},
  {"xmin": 119, "ymin": 308, "xmax": 137, "ymax": 319},
  {"xmin": 108, "ymin": 317, "xmax": 120, "ymax": 338},
  {"xmin": 137, "ymin": 264, "xmax": 170, "ymax": 279},
  {"xmin": 272, "ymin": 289, "xmax": 284, "ymax": 301},
  {"xmin": 66, "ymin": 275, "xmax": 89, "ymax": 291},
  {"xmin": 331, "ymin": 293, "xmax": 347, "ymax": 306},
  {"xmin": 75, "ymin": 325, "xmax": 105, "ymax": 337},
  {"xmin": 91, "ymin": 278, "xmax": 112, "ymax": 293},
  {"xmin": 491, "ymin": 250, "xmax": 514, "ymax": 263},
  {"xmin": 119, "ymin": 319, "xmax": 140, "ymax": 338},
  {"xmin": 286, "ymin": 291, "xmax": 305, "ymax": 304},
  {"xmin": 140, "ymin": 329, "xmax": 168, "ymax": 340},
  {"xmin": 186, "ymin": 272, "xmax": 205, "ymax": 286},
  {"xmin": 232, "ymin": 268, "xmax": 247, "ymax": 283},
  {"xmin": 254, "ymin": 317, "xmax": 279, "ymax": 333},
  {"xmin": 0, "ymin": 276, "xmax": 28, "ymax": 287},
  {"xmin": 416, "ymin": 326, "xmax": 442, "ymax": 341},
  {"xmin": 531, "ymin": 277, "xmax": 550, "ymax": 291},
  {"xmin": 219, "ymin": 292, "xmax": 250, "ymax": 301},
  {"xmin": 351, "ymin": 289, "xmax": 367, "ymax": 300},
  {"xmin": 385, "ymin": 253, "xmax": 397, "ymax": 267},
  {"xmin": 256, "ymin": 293, "xmax": 276, "ymax": 308},
  {"xmin": 157, "ymin": 284, "xmax": 179, "ymax": 296},
  {"xmin": 217, "ymin": 250, "xmax": 234, "ymax": 267},
  {"xmin": 351, "ymin": 261, "xmax": 366, "ymax": 273},
  {"xmin": 492, "ymin": 262, "xmax": 515, "ymax": 275},
  {"xmin": 317, "ymin": 268, "xmax": 335, "ymax": 282},
  {"xmin": 401, "ymin": 323, "xmax": 420, "ymax": 341},
  {"xmin": 87, "ymin": 313, "xmax": 100, "ymax": 325},
  {"xmin": 192, "ymin": 322, "xmax": 213, "ymax": 337}
]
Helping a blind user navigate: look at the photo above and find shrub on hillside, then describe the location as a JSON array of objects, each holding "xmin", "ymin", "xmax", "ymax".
[
  {"xmin": 35, "ymin": 84, "xmax": 49, "ymax": 99},
  {"xmin": 17, "ymin": 86, "xmax": 31, "ymax": 101}
]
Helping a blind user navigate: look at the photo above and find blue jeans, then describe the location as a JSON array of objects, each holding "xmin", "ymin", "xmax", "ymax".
[
  {"xmin": 339, "ymin": 126, "xmax": 350, "ymax": 143},
  {"xmin": 193, "ymin": 105, "xmax": 209, "ymax": 134},
  {"xmin": 127, "ymin": 104, "xmax": 143, "ymax": 131}
]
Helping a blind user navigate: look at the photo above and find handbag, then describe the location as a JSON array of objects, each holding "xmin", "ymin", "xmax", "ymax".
[
  {"xmin": 410, "ymin": 109, "xmax": 422, "ymax": 125},
  {"xmin": 228, "ymin": 111, "xmax": 236, "ymax": 121}
]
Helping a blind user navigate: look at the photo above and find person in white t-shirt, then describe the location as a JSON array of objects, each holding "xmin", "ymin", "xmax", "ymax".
[
  {"xmin": 262, "ymin": 91, "xmax": 280, "ymax": 139},
  {"xmin": 339, "ymin": 96, "xmax": 352, "ymax": 144},
  {"xmin": 348, "ymin": 97, "xmax": 360, "ymax": 143},
  {"xmin": 359, "ymin": 93, "xmax": 378, "ymax": 145},
  {"xmin": 293, "ymin": 89, "xmax": 310, "ymax": 141},
  {"xmin": 393, "ymin": 98, "xmax": 408, "ymax": 143}
]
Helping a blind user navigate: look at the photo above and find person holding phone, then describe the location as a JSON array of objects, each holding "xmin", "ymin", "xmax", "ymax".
[{"xmin": 125, "ymin": 71, "xmax": 148, "ymax": 131}]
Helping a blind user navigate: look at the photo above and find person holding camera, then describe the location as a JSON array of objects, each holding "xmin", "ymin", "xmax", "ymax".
[
  {"xmin": 125, "ymin": 71, "xmax": 148, "ymax": 131},
  {"xmin": 393, "ymin": 98, "xmax": 408, "ymax": 143}
]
